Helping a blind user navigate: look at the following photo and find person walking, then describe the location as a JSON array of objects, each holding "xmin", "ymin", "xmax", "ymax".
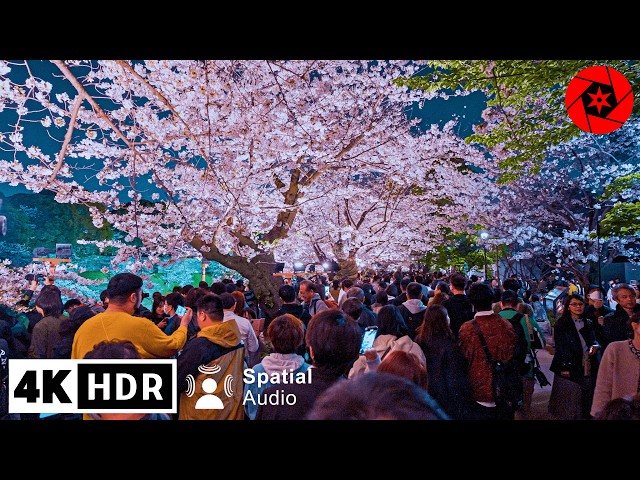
[
  {"xmin": 548, "ymin": 293, "xmax": 601, "ymax": 420},
  {"xmin": 458, "ymin": 282, "xmax": 518, "ymax": 420},
  {"xmin": 590, "ymin": 311, "xmax": 640, "ymax": 418}
]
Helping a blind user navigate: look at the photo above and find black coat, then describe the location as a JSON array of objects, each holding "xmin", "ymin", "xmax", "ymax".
[
  {"xmin": 265, "ymin": 303, "xmax": 305, "ymax": 331},
  {"xmin": 549, "ymin": 314, "xmax": 600, "ymax": 384},
  {"xmin": 442, "ymin": 294, "xmax": 474, "ymax": 338},
  {"xmin": 600, "ymin": 303, "xmax": 639, "ymax": 350},
  {"xmin": 420, "ymin": 334, "xmax": 474, "ymax": 420}
]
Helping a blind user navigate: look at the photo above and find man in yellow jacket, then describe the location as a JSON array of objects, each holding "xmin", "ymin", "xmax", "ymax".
[{"xmin": 72, "ymin": 272, "xmax": 191, "ymax": 360}]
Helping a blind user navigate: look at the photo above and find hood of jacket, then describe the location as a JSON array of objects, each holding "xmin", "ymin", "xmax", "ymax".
[
  {"xmin": 260, "ymin": 352, "xmax": 307, "ymax": 376},
  {"xmin": 197, "ymin": 320, "xmax": 242, "ymax": 348},
  {"xmin": 403, "ymin": 298, "xmax": 427, "ymax": 314}
]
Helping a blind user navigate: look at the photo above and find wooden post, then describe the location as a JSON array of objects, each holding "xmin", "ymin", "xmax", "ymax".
[{"xmin": 201, "ymin": 263, "xmax": 209, "ymax": 283}]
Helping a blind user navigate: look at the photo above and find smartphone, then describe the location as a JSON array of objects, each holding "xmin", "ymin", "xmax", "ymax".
[
  {"xmin": 175, "ymin": 305, "xmax": 187, "ymax": 316},
  {"xmin": 359, "ymin": 326, "xmax": 378, "ymax": 355},
  {"xmin": 324, "ymin": 285, "xmax": 330, "ymax": 298}
]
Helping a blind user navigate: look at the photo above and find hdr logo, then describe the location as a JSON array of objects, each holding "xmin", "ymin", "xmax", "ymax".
[{"xmin": 8, "ymin": 359, "xmax": 177, "ymax": 414}]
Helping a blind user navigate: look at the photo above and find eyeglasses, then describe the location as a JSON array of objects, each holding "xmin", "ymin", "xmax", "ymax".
[{"xmin": 569, "ymin": 303, "xmax": 585, "ymax": 307}]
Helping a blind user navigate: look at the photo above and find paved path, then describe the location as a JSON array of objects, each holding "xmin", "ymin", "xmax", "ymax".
[{"xmin": 522, "ymin": 347, "xmax": 557, "ymax": 420}]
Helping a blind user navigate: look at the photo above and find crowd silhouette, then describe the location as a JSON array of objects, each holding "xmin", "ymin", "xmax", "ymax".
[{"xmin": 2, "ymin": 268, "xmax": 639, "ymax": 421}]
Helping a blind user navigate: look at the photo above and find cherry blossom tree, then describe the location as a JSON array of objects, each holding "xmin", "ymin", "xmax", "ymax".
[
  {"xmin": 278, "ymin": 122, "xmax": 498, "ymax": 277},
  {"xmin": 398, "ymin": 60, "xmax": 640, "ymax": 287},
  {"xmin": 0, "ymin": 59, "xmax": 487, "ymax": 313},
  {"xmin": 397, "ymin": 60, "xmax": 640, "ymax": 181},
  {"xmin": 482, "ymin": 118, "xmax": 640, "ymax": 290}
]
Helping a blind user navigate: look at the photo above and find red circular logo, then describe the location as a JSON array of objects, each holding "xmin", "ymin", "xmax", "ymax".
[{"xmin": 565, "ymin": 65, "xmax": 633, "ymax": 134}]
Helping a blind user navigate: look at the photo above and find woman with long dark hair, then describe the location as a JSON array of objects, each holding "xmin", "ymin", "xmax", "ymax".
[
  {"xmin": 414, "ymin": 304, "xmax": 474, "ymax": 419},
  {"xmin": 144, "ymin": 295, "xmax": 169, "ymax": 330},
  {"xmin": 27, "ymin": 285, "xmax": 65, "ymax": 359}
]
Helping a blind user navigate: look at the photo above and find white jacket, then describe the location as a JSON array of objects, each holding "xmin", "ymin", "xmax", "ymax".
[{"xmin": 348, "ymin": 333, "xmax": 426, "ymax": 379}]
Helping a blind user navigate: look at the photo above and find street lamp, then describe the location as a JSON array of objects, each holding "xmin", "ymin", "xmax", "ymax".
[{"xmin": 480, "ymin": 230, "xmax": 489, "ymax": 280}]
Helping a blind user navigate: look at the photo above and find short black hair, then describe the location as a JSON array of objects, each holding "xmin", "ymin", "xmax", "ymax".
[
  {"xmin": 341, "ymin": 278, "xmax": 354, "ymax": 290},
  {"xmin": 374, "ymin": 290, "xmax": 388, "ymax": 305},
  {"xmin": 84, "ymin": 339, "xmax": 141, "ymax": 359},
  {"xmin": 503, "ymin": 278, "xmax": 521, "ymax": 293},
  {"xmin": 500, "ymin": 289, "xmax": 519, "ymax": 306},
  {"xmin": 467, "ymin": 282, "xmax": 496, "ymax": 312},
  {"xmin": 164, "ymin": 292, "xmax": 185, "ymax": 310},
  {"xmin": 341, "ymin": 297, "xmax": 363, "ymax": 320},
  {"xmin": 195, "ymin": 294, "xmax": 224, "ymax": 321},
  {"xmin": 106, "ymin": 273, "xmax": 143, "ymax": 303},
  {"xmin": 406, "ymin": 282, "xmax": 423, "ymax": 299},
  {"xmin": 449, "ymin": 273, "xmax": 467, "ymax": 290},
  {"xmin": 63, "ymin": 298, "xmax": 82, "ymax": 312},
  {"xmin": 219, "ymin": 292, "xmax": 237, "ymax": 310},
  {"xmin": 69, "ymin": 305, "xmax": 96, "ymax": 325},
  {"xmin": 278, "ymin": 284, "xmax": 297, "ymax": 303},
  {"xmin": 99, "ymin": 289, "xmax": 109, "ymax": 303},
  {"xmin": 210, "ymin": 282, "xmax": 226, "ymax": 295}
]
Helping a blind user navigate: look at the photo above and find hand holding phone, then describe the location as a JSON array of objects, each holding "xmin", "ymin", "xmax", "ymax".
[
  {"xmin": 178, "ymin": 306, "xmax": 193, "ymax": 328},
  {"xmin": 360, "ymin": 326, "xmax": 378, "ymax": 355}
]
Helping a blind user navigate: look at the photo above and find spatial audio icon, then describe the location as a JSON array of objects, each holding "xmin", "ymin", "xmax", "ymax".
[
  {"xmin": 223, "ymin": 374, "xmax": 234, "ymax": 397},
  {"xmin": 185, "ymin": 364, "xmax": 233, "ymax": 410}
]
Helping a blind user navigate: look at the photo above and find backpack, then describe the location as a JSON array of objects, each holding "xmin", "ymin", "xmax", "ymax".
[
  {"xmin": 471, "ymin": 319, "xmax": 523, "ymax": 413},
  {"xmin": 507, "ymin": 312, "xmax": 530, "ymax": 374},
  {"xmin": 300, "ymin": 298, "xmax": 336, "ymax": 325}
]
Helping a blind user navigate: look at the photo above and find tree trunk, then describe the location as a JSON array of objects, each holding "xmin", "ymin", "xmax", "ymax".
[
  {"xmin": 334, "ymin": 257, "xmax": 358, "ymax": 281},
  {"xmin": 197, "ymin": 248, "xmax": 283, "ymax": 318}
]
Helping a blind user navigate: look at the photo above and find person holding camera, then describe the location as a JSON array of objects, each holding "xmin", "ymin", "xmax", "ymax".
[{"xmin": 72, "ymin": 273, "xmax": 192, "ymax": 362}]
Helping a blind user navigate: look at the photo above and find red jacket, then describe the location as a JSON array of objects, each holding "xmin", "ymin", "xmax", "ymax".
[{"xmin": 458, "ymin": 313, "xmax": 517, "ymax": 403}]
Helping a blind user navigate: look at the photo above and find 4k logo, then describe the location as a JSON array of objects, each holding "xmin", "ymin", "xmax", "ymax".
[
  {"xmin": 9, "ymin": 359, "xmax": 176, "ymax": 414},
  {"xmin": 13, "ymin": 368, "xmax": 72, "ymax": 404}
]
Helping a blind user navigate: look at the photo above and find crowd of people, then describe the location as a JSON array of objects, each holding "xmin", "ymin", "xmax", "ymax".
[{"xmin": 1, "ymin": 268, "xmax": 639, "ymax": 421}]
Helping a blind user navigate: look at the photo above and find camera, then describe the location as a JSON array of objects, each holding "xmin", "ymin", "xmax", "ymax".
[
  {"xmin": 25, "ymin": 273, "xmax": 44, "ymax": 282},
  {"xmin": 141, "ymin": 292, "xmax": 150, "ymax": 298}
]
